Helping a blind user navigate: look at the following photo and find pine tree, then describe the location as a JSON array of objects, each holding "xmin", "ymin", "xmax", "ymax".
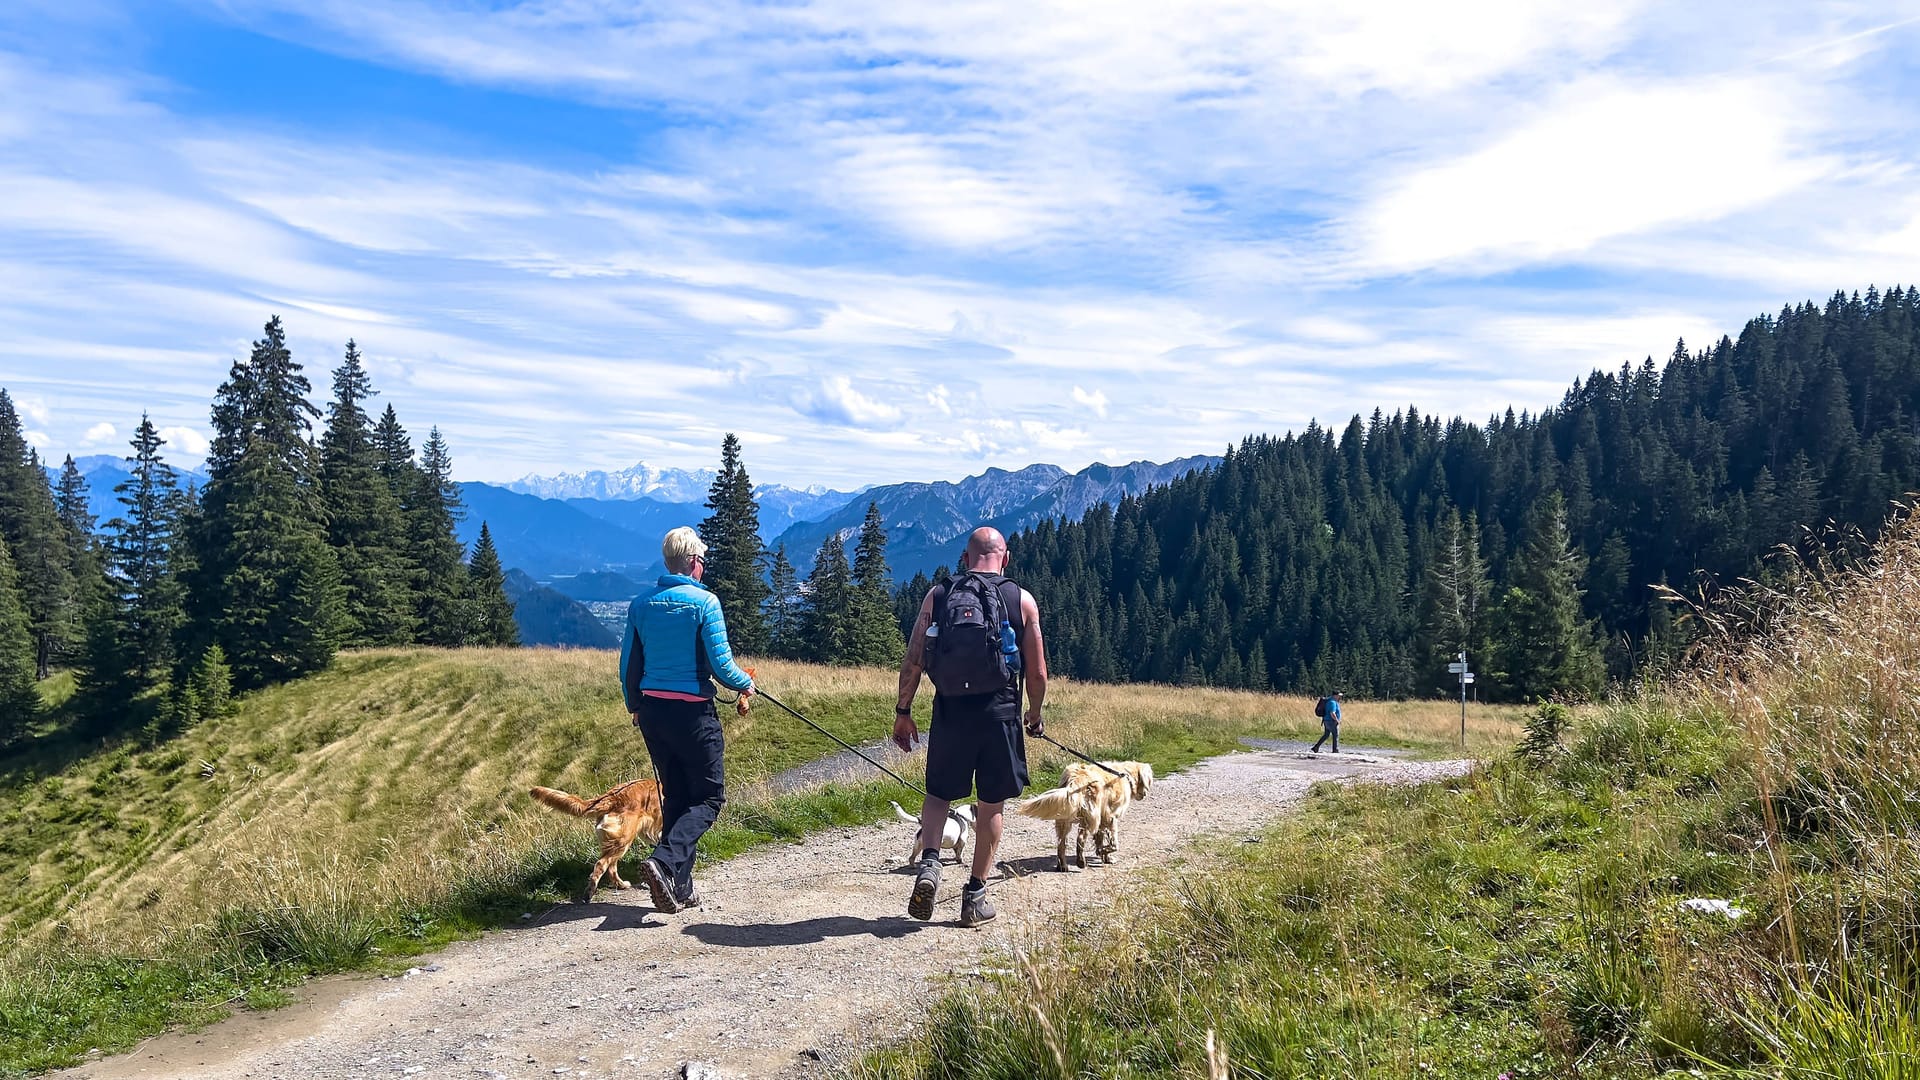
[
  {"xmin": 104, "ymin": 416, "xmax": 186, "ymax": 684},
  {"xmin": 320, "ymin": 342, "xmax": 415, "ymax": 646},
  {"xmin": 0, "ymin": 392, "xmax": 77, "ymax": 678},
  {"xmin": 1491, "ymin": 493, "xmax": 1603, "ymax": 701},
  {"xmin": 848, "ymin": 502, "xmax": 904, "ymax": 665},
  {"xmin": 799, "ymin": 534, "xmax": 855, "ymax": 663},
  {"xmin": 465, "ymin": 523, "xmax": 519, "ymax": 646},
  {"xmin": 764, "ymin": 543, "xmax": 801, "ymax": 658},
  {"xmin": 188, "ymin": 316, "xmax": 347, "ymax": 687},
  {"xmin": 410, "ymin": 427, "xmax": 471, "ymax": 646},
  {"xmin": 698, "ymin": 434, "xmax": 769, "ymax": 654},
  {"xmin": 0, "ymin": 536, "xmax": 40, "ymax": 745}
]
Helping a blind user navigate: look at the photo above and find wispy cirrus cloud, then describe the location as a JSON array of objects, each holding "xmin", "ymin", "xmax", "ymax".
[{"xmin": 2, "ymin": 2, "xmax": 1916, "ymax": 487}]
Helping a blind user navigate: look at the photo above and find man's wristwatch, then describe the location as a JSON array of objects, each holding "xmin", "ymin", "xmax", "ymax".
[{"xmin": 895, "ymin": 704, "xmax": 913, "ymax": 716}]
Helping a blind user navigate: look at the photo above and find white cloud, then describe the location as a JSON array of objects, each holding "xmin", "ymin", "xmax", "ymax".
[
  {"xmin": 24, "ymin": 430, "xmax": 49, "ymax": 450},
  {"xmin": 157, "ymin": 425, "xmax": 210, "ymax": 458},
  {"xmin": 82, "ymin": 421, "xmax": 116, "ymax": 445},
  {"xmin": 1071, "ymin": 386, "xmax": 1110, "ymax": 418},
  {"xmin": 1358, "ymin": 78, "xmax": 1831, "ymax": 273},
  {"xmin": 791, "ymin": 375, "xmax": 904, "ymax": 429},
  {"xmin": 14, "ymin": 394, "xmax": 50, "ymax": 425}
]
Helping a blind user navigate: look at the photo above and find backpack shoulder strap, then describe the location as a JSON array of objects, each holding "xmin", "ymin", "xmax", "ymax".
[{"xmin": 997, "ymin": 577, "xmax": 1024, "ymax": 637}]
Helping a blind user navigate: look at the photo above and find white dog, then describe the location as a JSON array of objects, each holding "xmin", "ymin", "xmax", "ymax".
[{"xmin": 892, "ymin": 801, "xmax": 975, "ymax": 865}]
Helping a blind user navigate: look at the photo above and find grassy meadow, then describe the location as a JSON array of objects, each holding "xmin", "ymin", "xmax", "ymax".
[
  {"xmin": 0, "ymin": 647, "xmax": 1519, "ymax": 1076},
  {"xmin": 854, "ymin": 517, "xmax": 1920, "ymax": 1080}
]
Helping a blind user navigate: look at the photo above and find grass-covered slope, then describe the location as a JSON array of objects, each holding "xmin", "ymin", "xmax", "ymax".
[
  {"xmin": 0, "ymin": 647, "xmax": 1517, "ymax": 1076},
  {"xmin": 857, "ymin": 517, "xmax": 1920, "ymax": 1080}
]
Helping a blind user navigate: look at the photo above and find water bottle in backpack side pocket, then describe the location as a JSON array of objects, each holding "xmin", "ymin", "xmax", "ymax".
[{"xmin": 999, "ymin": 619, "xmax": 1020, "ymax": 673}]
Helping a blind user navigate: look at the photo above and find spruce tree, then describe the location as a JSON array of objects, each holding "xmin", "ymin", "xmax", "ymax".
[
  {"xmin": 1491, "ymin": 493, "xmax": 1603, "ymax": 701},
  {"xmin": 320, "ymin": 342, "xmax": 415, "ymax": 646},
  {"xmin": 54, "ymin": 456, "xmax": 94, "ymax": 542},
  {"xmin": 848, "ymin": 501, "xmax": 904, "ymax": 665},
  {"xmin": 189, "ymin": 316, "xmax": 347, "ymax": 687},
  {"xmin": 799, "ymin": 534, "xmax": 854, "ymax": 663},
  {"xmin": 764, "ymin": 543, "xmax": 800, "ymax": 658},
  {"xmin": 1416, "ymin": 508, "xmax": 1490, "ymax": 686},
  {"xmin": 465, "ymin": 523, "xmax": 519, "ymax": 646},
  {"xmin": 410, "ymin": 427, "xmax": 471, "ymax": 646},
  {"xmin": 373, "ymin": 404, "xmax": 419, "ymax": 498},
  {"xmin": 698, "ymin": 434, "xmax": 769, "ymax": 654},
  {"xmin": 53, "ymin": 456, "xmax": 103, "ymax": 668},
  {"xmin": 894, "ymin": 570, "xmax": 933, "ymax": 641},
  {"xmin": 0, "ymin": 392, "xmax": 77, "ymax": 678},
  {"xmin": 105, "ymin": 416, "xmax": 186, "ymax": 684},
  {"xmin": 0, "ymin": 536, "xmax": 40, "ymax": 745}
]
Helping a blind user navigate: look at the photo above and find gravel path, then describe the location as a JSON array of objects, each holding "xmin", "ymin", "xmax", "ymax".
[{"xmin": 58, "ymin": 749, "xmax": 1472, "ymax": 1080}]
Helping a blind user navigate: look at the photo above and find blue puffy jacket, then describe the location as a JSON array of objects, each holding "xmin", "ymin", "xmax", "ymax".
[{"xmin": 619, "ymin": 574, "xmax": 755, "ymax": 711}]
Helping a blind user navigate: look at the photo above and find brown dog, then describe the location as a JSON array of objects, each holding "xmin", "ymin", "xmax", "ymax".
[{"xmin": 530, "ymin": 778, "xmax": 664, "ymax": 901}]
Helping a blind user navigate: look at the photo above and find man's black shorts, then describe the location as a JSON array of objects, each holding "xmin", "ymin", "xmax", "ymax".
[{"xmin": 925, "ymin": 686, "xmax": 1028, "ymax": 803}]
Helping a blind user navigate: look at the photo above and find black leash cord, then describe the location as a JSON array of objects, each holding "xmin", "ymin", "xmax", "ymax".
[
  {"xmin": 1035, "ymin": 731, "xmax": 1129, "ymax": 780},
  {"xmin": 754, "ymin": 688, "xmax": 967, "ymax": 828}
]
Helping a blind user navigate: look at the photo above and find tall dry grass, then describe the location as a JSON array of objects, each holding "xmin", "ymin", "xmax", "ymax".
[{"xmin": 1658, "ymin": 512, "xmax": 1920, "ymax": 1071}]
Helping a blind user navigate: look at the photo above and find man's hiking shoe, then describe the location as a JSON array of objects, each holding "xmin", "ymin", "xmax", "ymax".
[
  {"xmin": 678, "ymin": 883, "xmax": 702, "ymax": 908},
  {"xmin": 640, "ymin": 859, "xmax": 682, "ymax": 914},
  {"xmin": 908, "ymin": 856, "xmax": 942, "ymax": 920},
  {"xmin": 960, "ymin": 885, "xmax": 996, "ymax": 928}
]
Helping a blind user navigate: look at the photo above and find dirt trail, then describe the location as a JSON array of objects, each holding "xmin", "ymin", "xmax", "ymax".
[{"xmin": 58, "ymin": 749, "xmax": 1471, "ymax": 1080}]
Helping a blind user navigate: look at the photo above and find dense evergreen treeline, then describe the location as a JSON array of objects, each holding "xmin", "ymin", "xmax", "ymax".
[
  {"xmin": 0, "ymin": 316, "xmax": 516, "ymax": 745},
  {"xmin": 998, "ymin": 287, "xmax": 1920, "ymax": 700}
]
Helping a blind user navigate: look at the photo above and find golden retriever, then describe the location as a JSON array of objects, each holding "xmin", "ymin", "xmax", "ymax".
[
  {"xmin": 529, "ymin": 778, "xmax": 663, "ymax": 901},
  {"xmin": 1060, "ymin": 760, "xmax": 1153, "ymax": 863},
  {"xmin": 1015, "ymin": 779, "xmax": 1104, "ymax": 871}
]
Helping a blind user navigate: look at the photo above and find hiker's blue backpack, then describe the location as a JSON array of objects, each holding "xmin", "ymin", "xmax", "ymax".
[{"xmin": 927, "ymin": 572, "xmax": 1021, "ymax": 696}]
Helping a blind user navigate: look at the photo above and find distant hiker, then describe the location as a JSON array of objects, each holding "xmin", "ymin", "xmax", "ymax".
[
  {"xmin": 893, "ymin": 526, "xmax": 1048, "ymax": 927},
  {"xmin": 619, "ymin": 526, "xmax": 755, "ymax": 914},
  {"xmin": 1312, "ymin": 692, "xmax": 1342, "ymax": 754}
]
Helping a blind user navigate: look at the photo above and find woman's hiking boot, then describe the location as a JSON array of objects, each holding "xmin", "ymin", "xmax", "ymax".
[
  {"xmin": 960, "ymin": 883, "xmax": 996, "ymax": 927},
  {"xmin": 908, "ymin": 851, "xmax": 942, "ymax": 920}
]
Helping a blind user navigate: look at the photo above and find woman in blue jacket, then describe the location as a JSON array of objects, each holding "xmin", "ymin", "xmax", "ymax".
[{"xmin": 618, "ymin": 526, "xmax": 756, "ymax": 913}]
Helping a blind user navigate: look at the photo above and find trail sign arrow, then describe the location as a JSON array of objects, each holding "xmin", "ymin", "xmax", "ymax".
[
  {"xmin": 1461, "ymin": 673, "xmax": 1475, "ymax": 684},
  {"xmin": 1447, "ymin": 662, "xmax": 1469, "ymax": 673}
]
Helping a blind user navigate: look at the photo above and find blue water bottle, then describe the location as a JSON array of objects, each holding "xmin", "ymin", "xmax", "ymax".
[{"xmin": 999, "ymin": 620, "xmax": 1020, "ymax": 672}]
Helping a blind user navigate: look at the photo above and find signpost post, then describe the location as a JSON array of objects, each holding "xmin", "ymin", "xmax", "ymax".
[{"xmin": 1448, "ymin": 653, "xmax": 1473, "ymax": 748}]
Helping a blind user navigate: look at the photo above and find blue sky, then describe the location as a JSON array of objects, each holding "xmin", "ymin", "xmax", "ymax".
[{"xmin": 4, "ymin": 1, "xmax": 1918, "ymax": 487}]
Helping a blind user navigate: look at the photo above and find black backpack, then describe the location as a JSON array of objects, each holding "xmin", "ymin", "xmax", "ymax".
[
  {"xmin": 1314, "ymin": 697, "xmax": 1329, "ymax": 719},
  {"xmin": 926, "ymin": 572, "xmax": 1022, "ymax": 696}
]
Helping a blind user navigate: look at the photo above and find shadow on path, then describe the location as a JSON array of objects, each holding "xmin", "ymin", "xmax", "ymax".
[
  {"xmin": 682, "ymin": 915, "xmax": 927, "ymax": 948},
  {"xmin": 518, "ymin": 900, "xmax": 665, "ymax": 932}
]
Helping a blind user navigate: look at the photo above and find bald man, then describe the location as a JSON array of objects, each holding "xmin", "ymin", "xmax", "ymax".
[{"xmin": 893, "ymin": 527, "xmax": 1048, "ymax": 927}]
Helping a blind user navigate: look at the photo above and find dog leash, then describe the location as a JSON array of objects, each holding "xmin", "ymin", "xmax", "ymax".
[
  {"xmin": 755, "ymin": 688, "xmax": 968, "ymax": 828},
  {"xmin": 1033, "ymin": 731, "xmax": 1130, "ymax": 780}
]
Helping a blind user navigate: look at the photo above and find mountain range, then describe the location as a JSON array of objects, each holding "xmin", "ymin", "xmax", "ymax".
[
  {"xmin": 466, "ymin": 455, "xmax": 1219, "ymax": 584},
  {"xmin": 54, "ymin": 450, "xmax": 1217, "ymax": 593},
  {"xmin": 764, "ymin": 456, "xmax": 1220, "ymax": 575}
]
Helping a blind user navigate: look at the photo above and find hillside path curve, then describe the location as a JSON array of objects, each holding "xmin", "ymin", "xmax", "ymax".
[{"xmin": 58, "ymin": 749, "xmax": 1471, "ymax": 1080}]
